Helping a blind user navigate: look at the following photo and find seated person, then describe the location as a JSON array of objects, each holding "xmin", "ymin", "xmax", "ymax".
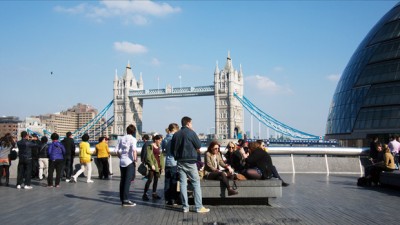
[
  {"xmin": 256, "ymin": 140, "xmax": 289, "ymax": 187},
  {"xmin": 243, "ymin": 142, "xmax": 271, "ymax": 180},
  {"xmin": 204, "ymin": 140, "xmax": 238, "ymax": 196},
  {"xmin": 368, "ymin": 143, "xmax": 396, "ymax": 185},
  {"xmin": 224, "ymin": 141, "xmax": 247, "ymax": 173}
]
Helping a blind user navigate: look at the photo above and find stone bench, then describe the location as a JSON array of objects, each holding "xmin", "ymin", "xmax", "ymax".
[
  {"xmin": 190, "ymin": 179, "xmax": 282, "ymax": 205},
  {"xmin": 380, "ymin": 170, "xmax": 400, "ymax": 188}
]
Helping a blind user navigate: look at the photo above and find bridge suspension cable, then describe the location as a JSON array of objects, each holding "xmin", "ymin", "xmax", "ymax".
[
  {"xmin": 72, "ymin": 100, "xmax": 114, "ymax": 140},
  {"xmin": 234, "ymin": 93, "xmax": 319, "ymax": 139}
]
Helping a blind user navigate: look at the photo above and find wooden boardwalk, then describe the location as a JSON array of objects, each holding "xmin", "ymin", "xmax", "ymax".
[{"xmin": 0, "ymin": 174, "xmax": 399, "ymax": 225}]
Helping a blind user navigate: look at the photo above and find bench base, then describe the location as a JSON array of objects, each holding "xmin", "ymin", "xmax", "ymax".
[
  {"xmin": 189, "ymin": 179, "xmax": 282, "ymax": 205},
  {"xmin": 380, "ymin": 170, "xmax": 400, "ymax": 187}
]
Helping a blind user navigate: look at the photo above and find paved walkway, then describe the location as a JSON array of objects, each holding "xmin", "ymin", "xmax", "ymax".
[{"xmin": 0, "ymin": 174, "xmax": 399, "ymax": 225}]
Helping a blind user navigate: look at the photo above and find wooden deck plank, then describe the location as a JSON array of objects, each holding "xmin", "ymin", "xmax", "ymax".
[{"xmin": 1, "ymin": 174, "xmax": 400, "ymax": 225}]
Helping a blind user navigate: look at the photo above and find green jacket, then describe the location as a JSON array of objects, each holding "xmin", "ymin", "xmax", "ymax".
[{"xmin": 145, "ymin": 144, "xmax": 165, "ymax": 172}]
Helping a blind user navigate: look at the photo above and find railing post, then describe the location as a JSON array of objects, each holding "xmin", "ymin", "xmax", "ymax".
[
  {"xmin": 325, "ymin": 154, "xmax": 330, "ymax": 176},
  {"xmin": 291, "ymin": 154, "xmax": 295, "ymax": 174}
]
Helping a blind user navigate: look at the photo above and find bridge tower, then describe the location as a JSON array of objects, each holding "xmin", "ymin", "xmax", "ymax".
[
  {"xmin": 214, "ymin": 52, "xmax": 244, "ymax": 139},
  {"xmin": 113, "ymin": 62, "xmax": 143, "ymax": 137}
]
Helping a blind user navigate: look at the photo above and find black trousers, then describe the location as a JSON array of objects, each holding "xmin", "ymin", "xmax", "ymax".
[
  {"xmin": 48, "ymin": 159, "xmax": 64, "ymax": 186},
  {"xmin": 17, "ymin": 158, "xmax": 32, "ymax": 186},
  {"xmin": 144, "ymin": 170, "xmax": 159, "ymax": 194},
  {"xmin": 120, "ymin": 163, "xmax": 135, "ymax": 203},
  {"xmin": 97, "ymin": 157, "xmax": 110, "ymax": 179},
  {"xmin": 64, "ymin": 158, "xmax": 72, "ymax": 179}
]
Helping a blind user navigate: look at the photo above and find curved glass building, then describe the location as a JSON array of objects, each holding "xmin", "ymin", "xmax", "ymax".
[{"xmin": 326, "ymin": 4, "xmax": 400, "ymax": 147}]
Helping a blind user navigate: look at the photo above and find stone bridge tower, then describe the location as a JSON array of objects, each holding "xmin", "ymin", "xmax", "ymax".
[
  {"xmin": 214, "ymin": 52, "xmax": 244, "ymax": 139},
  {"xmin": 113, "ymin": 63, "xmax": 143, "ymax": 137}
]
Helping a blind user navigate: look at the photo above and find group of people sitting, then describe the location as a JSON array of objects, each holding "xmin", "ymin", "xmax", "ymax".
[
  {"xmin": 360, "ymin": 136, "xmax": 397, "ymax": 186},
  {"xmin": 202, "ymin": 139, "xmax": 290, "ymax": 196}
]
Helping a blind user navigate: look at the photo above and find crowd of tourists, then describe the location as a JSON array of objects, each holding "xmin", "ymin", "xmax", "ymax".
[{"xmin": 0, "ymin": 116, "xmax": 289, "ymax": 213}]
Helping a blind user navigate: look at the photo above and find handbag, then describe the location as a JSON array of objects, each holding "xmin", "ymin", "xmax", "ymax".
[
  {"xmin": 138, "ymin": 162, "xmax": 148, "ymax": 176},
  {"xmin": 8, "ymin": 150, "xmax": 18, "ymax": 160}
]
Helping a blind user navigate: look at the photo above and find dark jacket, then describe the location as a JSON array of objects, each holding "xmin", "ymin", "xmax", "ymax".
[
  {"xmin": 225, "ymin": 150, "xmax": 245, "ymax": 173},
  {"xmin": 48, "ymin": 141, "xmax": 66, "ymax": 161},
  {"xmin": 31, "ymin": 140, "xmax": 41, "ymax": 159},
  {"xmin": 61, "ymin": 137, "xmax": 75, "ymax": 159},
  {"xmin": 17, "ymin": 139, "xmax": 39, "ymax": 160},
  {"xmin": 171, "ymin": 126, "xmax": 202, "ymax": 163},
  {"xmin": 38, "ymin": 143, "xmax": 49, "ymax": 158},
  {"xmin": 245, "ymin": 148, "xmax": 272, "ymax": 179}
]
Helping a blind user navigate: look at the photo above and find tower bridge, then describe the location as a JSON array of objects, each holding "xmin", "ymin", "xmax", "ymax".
[{"xmin": 113, "ymin": 52, "xmax": 244, "ymax": 139}]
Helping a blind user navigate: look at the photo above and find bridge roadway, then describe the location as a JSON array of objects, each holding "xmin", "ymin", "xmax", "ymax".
[{"xmin": 0, "ymin": 174, "xmax": 398, "ymax": 225}]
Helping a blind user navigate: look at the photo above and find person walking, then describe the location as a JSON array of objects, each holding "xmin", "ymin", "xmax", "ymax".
[
  {"xmin": 61, "ymin": 132, "xmax": 75, "ymax": 182},
  {"xmin": 70, "ymin": 134, "xmax": 94, "ymax": 183},
  {"xmin": 95, "ymin": 137, "xmax": 110, "ymax": 179},
  {"xmin": 116, "ymin": 124, "xmax": 137, "ymax": 207},
  {"xmin": 38, "ymin": 136, "xmax": 49, "ymax": 181},
  {"xmin": 142, "ymin": 134, "xmax": 164, "ymax": 201},
  {"xmin": 47, "ymin": 133, "xmax": 66, "ymax": 188},
  {"xmin": 171, "ymin": 116, "xmax": 210, "ymax": 213}
]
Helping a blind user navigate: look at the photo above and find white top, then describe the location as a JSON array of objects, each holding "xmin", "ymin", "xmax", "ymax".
[
  {"xmin": 116, "ymin": 135, "xmax": 137, "ymax": 167},
  {"xmin": 389, "ymin": 140, "xmax": 400, "ymax": 154}
]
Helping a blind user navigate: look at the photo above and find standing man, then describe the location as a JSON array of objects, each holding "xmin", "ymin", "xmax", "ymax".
[
  {"xmin": 162, "ymin": 123, "xmax": 180, "ymax": 206},
  {"xmin": 116, "ymin": 124, "xmax": 137, "ymax": 206},
  {"xmin": 30, "ymin": 134, "xmax": 40, "ymax": 179},
  {"xmin": 16, "ymin": 131, "xmax": 39, "ymax": 189},
  {"xmin": 62, "ymin": 132, "xmax": 75, "ymax": 182},
  {"xmin": 388, "ymin": 135, "xmax": 400, "ymax": 169},
  {"xmin": 171, "ymin": 116, "xmax": 210, "ymax": 213}
]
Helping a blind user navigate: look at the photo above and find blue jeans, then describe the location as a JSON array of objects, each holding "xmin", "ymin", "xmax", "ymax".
[
  {"xmin": 178, "ymin": 162, "xmax": 203, "ymax": 211},
  {"xmin": 120, "ymin": 162, "xmax": 135, "ymax": 203}
]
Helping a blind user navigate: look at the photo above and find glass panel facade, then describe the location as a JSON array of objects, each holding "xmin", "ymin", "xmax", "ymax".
[{"xmin": 326, "ymin": 4, "xmax": 400, "ymax": 145}]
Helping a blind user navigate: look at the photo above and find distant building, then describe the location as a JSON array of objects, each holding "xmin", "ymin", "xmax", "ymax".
[
  {"xmin": 0, "ymin": 116, "xmax": 21, "ymax": 139},
  {"xmin": 38, "ymin": 103, "xmax": 112, "ymax": 141},
  {"xmin": 326, "ymin": 3, "xmax": 400, "ymax": 147},
  {"xmin": 18, "ymin": 117, "xmax": 46, "ymax": 140}
]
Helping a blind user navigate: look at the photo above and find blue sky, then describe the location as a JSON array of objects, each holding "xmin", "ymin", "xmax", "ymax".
[{"xmin": 0, "ymin": 0, "xmax": 397, "ymax": 138}]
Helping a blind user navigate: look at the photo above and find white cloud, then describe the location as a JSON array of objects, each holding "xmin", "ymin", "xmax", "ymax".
[
  {"xmin": 54, "ymin": 4, "xmax": 87, "ymax": 14},
  {"xmin": 151, "ymin": 58, "xmax": 161, "ymax": 66},
  {"xmin": 245, "ymin": 75, "xmax": 292, "ymax": 94},
  {"xmin": 326, "ymin": 74, "xmax": 341, "ymax": 82},
  {"xmin": 114, "ymin": 41, "xmax": 148, "ymax": 54},
  {"xmin": 54, "ymin": 0, "xmax": 181, "ymax": 25}
]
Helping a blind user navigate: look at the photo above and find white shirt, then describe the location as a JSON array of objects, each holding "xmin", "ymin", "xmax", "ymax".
[
  {"xmin": 116, "ymin": 135, "xmax": 137, "ymax": 167},
  {"xmin": 388, "ymin": 140, "xmax": 400, "ymax": 154}
]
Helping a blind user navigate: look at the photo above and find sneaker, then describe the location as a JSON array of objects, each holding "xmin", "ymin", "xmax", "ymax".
[
  {"xmin": 16, "ymin": 185, "xmax": 21, "ymax": 189},
  {"xmin": 24, "ymin": 185, "xmax": 33, "ymax": 190},
  {"xmin": 122, "ymin": 201, "xmax": 136, "ymax": 207},
  {"xmin": 282, "ymin": 182, "xmax": 290, "ymax": 187},
  {"xmin": 87, "ymin": 180, "xmax": 94, "ymax": 183},
  {"xmin": 69, "ymin": 177, "xmax": 76, "ymax": 183},
  {"xmin": 55, "ymin": 185, "xmax": 61, "ymax": 188},
  {"xmin": 142, "ymin": 194, "xmax": 149, "ymax": 201},
  {"xmin": 66, "ymin": 179, "xmax": 70, "ymax": 183},
  {"xmin": 183, "ymin": 208, "xmax": 189, "ymax": 213},
  {"xmin": 196, "ymin": 207, "xmax": 210, "ymax": 213}
]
